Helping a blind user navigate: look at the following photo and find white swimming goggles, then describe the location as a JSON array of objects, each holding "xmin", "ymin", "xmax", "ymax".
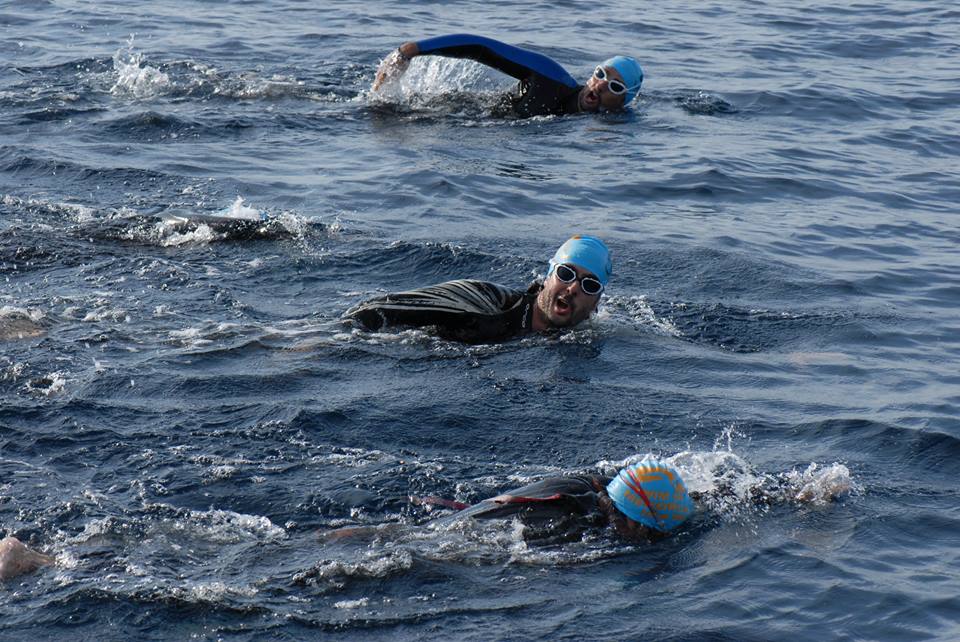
[
  {"xmin": 593, "ymin": 66, "xmax": 632, "ymax": 95},
  {"xmin": 554, "ymin": 263, "xmax": 604, "ymax": 296}
]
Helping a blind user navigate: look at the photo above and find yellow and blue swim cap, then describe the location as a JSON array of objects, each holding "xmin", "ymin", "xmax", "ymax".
[
  {"xmin": 601, "ymin": 56, "xmax": 643, "ymax": 104},
  {"xmin": 548, "ymin": 235, "xmax": 612, "ymax": 286},
  {"xmin": 606, "ymin": 459, "xmax": 694, "ymax": 532}
]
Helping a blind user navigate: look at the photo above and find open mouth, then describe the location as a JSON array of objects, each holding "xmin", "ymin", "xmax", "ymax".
[
  {"xmin": 554, "ymin": 295, "xmax": 572, "ymax": 316},
  {"xmin": 582, "ymin": 89, "xmax": 600, "ymax": 110}
]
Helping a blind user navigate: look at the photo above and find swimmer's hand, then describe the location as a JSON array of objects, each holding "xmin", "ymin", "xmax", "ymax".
[
  {"xmin": 0, "ymin": 537, "xmax": 53, "ymax": 581},
  {"xmin": 372, "ymin": 42, "xmax": 418, "ymax": 91}
]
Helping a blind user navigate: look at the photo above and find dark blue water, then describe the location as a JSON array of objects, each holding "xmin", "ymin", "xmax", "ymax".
[{"xmin": 2, "ymin": 1, "xmax": 959, "ymax": 640}]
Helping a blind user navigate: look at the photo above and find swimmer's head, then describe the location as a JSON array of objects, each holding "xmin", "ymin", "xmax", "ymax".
[
  {"xmin": 579, "ymin": 56, "xmax": 643, "ymax": 112},
  {"xmin": 603, "ymin": 56, "xmax": 643, "ymax": 104},
  {"xmin": 606, "ymin": 459, "xmax": 694, "ymax": 533},
  {"xmin": 547, "ymin": 235, "xmax": 612, "ymax": 287}
]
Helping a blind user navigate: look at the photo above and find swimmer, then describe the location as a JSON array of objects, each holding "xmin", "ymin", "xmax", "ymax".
[
  {"xmin": 344, "ymin": 235, "xmax": 612, "ymax": 344},
  {"xmin": 0, "ymin": 536, "xmax": 53, "ymax": 581},
  {"xmin": 323, "ymin": 459, "xmax": 691, "ymax": 546},
  {"xmin": 372, "ymin": 34, "xmax": 643, "ymax": 117},
  {"xmin": 416, "ymin": 458, "xmax": 850, "ymax": 544},
  {"xmin": 448, "ymin": 459, "xmax": 696, "ymax": 543},
  {"xmin": 319, "ymin": 458, "xmax": 850, "ymax": 548}
]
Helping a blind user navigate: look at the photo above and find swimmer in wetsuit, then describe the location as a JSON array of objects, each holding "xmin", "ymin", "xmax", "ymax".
[
  {"xmin": 317, "ymin": 458, "xmax": 850, "ymax": 549},
  {"xmin": 372, "ymin": 34, "xmax": 644, "ymax": 117},
  {"xmin": 447, "ymin": 459, "xmax": 695, "ymax": 544},
  {"xmin": 344, "ymin": 235, "xmax": 612, "ymax": 344},
  {"xmin": 419, "ymin": 458, "xmax": 850, "ymax": 544}
]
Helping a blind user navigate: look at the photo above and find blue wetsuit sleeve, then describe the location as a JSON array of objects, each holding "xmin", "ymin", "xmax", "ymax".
[{"xmin": 415, "ymin": 33, "xmax": 577, "ymax": 88}]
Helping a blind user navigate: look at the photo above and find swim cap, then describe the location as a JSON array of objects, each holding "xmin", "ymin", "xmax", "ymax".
[
  {"xmin": 606, "ymin": 459, "xmax": 694, "ymax": 532},
  {"xmin": 548, "ymin": 235, "xmax": 612, "ymax": 286},
  {"xmin": 601, "ymin": 56, "xmax": 643, "ymax": 104}
]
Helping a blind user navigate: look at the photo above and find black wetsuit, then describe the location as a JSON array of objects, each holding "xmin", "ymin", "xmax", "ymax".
[
  {"xmin": 345, "ymin": 279, "xmax": 541, "ymax": 344},
  {"xmin": 454, "ymin": 475, "xmax": 613, "ymax": 543},
  {"xmin": 415, "ymin": 34, "xmax": 583, "ymax": 117}
]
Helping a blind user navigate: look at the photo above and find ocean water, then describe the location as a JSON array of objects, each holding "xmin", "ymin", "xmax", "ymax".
[{"xmin": 2, "ymin": 0, "xmax": 959, "ymax": 639}]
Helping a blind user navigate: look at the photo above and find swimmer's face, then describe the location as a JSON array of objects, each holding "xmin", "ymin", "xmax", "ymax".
[
  {"xmin": 536, "ymin": 263, "xmax": 601, "ymax": 329},
  {"xmin": 579, "ymin": 65, "xmax": 628, "ymax": 112}
]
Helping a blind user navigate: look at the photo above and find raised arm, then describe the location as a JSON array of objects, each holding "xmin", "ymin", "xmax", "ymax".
[
  {"xmin": 372, "ymin": 34, "xmax": 577, "ymax": 91},
  {"xmin": 0, "ymin": 536, "xmax": 53, "ymax": 581},
  {"xmin": 372, "ymin": 41, "xmax": 420, "ymax": 90}
]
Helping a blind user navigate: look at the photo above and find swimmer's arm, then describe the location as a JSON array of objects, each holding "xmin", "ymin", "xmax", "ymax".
[
  {"xmin": 373, "ymin": 34, "xmax": 577, "ymax": 90},
  {"xmin": 372, "ymin": 41, "xmax": 420, "ymax": 90},
  {"xmin": 343, "ymin": 281, "xmax": 521, "ymax": 335},
  {"xmin": 0, "ymin": 536, "xmax": 53, "ymax": 581},
  {"xmin": 343, "ymin": 299, "xmax": 471, "ymax": 333}
]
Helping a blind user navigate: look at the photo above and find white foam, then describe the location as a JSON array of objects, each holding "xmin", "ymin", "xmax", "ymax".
[
  {"xmin": 0, "ymin": 306, "xmax": 44, "ymax": 322},
  {"xmin": 1, "ymin": 360, "xmax": 27, "ymax": 382},
  {"xmin": 168, "ymin": 327, "xmax": 213, "ymax": 347},
  {"xmin": 188, "ymin": 581, "xmax": 258, "ymax": 601},
  {"xmin": 334, "ymin": 597, "xmax": 370, "ymax": 609},
  {"xmin": 207, "ymin": 465, "xmax": 237, "ymax": 480},
  {"xmin": 136, "ymin": 505, "xmax": 287, "ymax": 543},
  {"xmin": 81, "ymin": 307, "xmax": 129, "ymax": 323},
  {"xmin": 160, "ymin": 223, "xmax": 216, "ymax": 246},
  {"xmin": 605, "ymin": 295, "xmax": 682, "ymax": 337},
  {"xmin": 294, "ymin": 548, "xmax": 414, "ymax": 585},
  {"xmin": 1, "ymin": 194, "xmax": 96, "ymax": 222}
]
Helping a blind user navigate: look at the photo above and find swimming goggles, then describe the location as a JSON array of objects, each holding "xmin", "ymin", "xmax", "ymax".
[
  {"xmin": 593, "ymin": 66, "xmax": 630, "ymax": 95},
  {"xmin": 554, "ymin": 263, "xmax": 604, "ymax": 296}
]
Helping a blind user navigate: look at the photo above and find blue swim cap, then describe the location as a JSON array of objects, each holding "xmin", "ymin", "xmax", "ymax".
[
  {"xmin": 548, "ymin": 235, "xmax": 612, "ymax": 286},
  {"xmin": 606, "ymin": 459, "xmax": 694, "ymax": 533},
  {"xmin": 601, "ymin": 56, "xmax": 643, "ymax": 104}
]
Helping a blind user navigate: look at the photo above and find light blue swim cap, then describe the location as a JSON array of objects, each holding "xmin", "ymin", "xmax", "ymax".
[
  {"xmin": 601, "ymin": 55, "xmax": 643, "ymax": 104},
  {"xmin": 548, "ymin": 235, "xmax": 612, "ymax": 286},
  {"xmin": 606, "ymin": 459, "xmax": 694, "ymax": 533}
]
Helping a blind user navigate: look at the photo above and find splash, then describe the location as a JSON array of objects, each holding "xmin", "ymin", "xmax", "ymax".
[
  {"xmin": 111, "ymin": 35, "xmax": 171, "ymax": 98},
  {"xmin": 23, "ymin": 371, "xmax": 68, "ymax": 396},
  {"xmin": 603, "ymin": 295, "xmax": 682, "ymax": 337},
  {"xmin": 368, "ymin": 56, "xmax": 511, "ymax": 116},
  {"xmin": 602, "ymin": 450, "xmax": 852, "ymax": 520},
  {"xmin": 220, "ymin": 195, "xmax": 266, "ymax": 221},
  {"xmin": 781, "ymin": 462, "xmax": 853, "ymax": 505}
]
